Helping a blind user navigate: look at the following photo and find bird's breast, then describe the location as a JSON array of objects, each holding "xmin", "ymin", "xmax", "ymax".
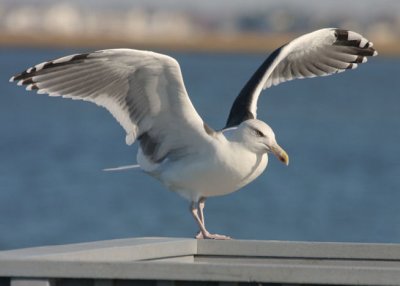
[
  {"xmin": 159, "ymin": 142, "xmax": 268, "ymax": 201},
  {"xmin": 222, "ymin": 145, "xmax": 269, "ymax": 191}
]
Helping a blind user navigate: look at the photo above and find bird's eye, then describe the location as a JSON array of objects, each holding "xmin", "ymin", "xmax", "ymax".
[{"xmin": 254, "ymin": 129, "xmax": 264, "ymax": 137}]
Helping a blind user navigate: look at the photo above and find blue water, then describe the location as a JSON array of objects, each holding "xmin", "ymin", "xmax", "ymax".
[{"xmin": 0, "ymin": 48, "xmax": 399, "ymax": 250}]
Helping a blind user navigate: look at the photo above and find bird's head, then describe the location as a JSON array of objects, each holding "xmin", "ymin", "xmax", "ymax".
[{"xmin": 237, "ymin": 119, "xmax": 289, "ymax": 165}]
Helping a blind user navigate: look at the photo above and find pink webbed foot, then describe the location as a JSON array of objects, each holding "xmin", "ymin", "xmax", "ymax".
[
  {"xmin": 191, "ymin": 199, "xmax": 231, "ymax": 240},
  {"xmin": 195, "ymin": 231, "xmax": 231, "ymax": 240}
]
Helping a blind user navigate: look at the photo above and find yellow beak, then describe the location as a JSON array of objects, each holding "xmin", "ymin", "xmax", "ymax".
[{"xmin": 271, "ymin": 144, "xmax": 289, "ymax": 166}]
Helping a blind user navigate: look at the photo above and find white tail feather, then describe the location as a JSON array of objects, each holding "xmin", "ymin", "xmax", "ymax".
[{"xmin": 103, "ymin": 164, "xmax": 141, "ymax": 172}]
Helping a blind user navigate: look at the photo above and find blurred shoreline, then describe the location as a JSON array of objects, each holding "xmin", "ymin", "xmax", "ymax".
[
  {"xmin": 1, "ymin": 1, "xmax": 399, "ymax": 55},
  {"xmin": 1, "ymin": 32, "xmax": 399, "ymax": 55}
]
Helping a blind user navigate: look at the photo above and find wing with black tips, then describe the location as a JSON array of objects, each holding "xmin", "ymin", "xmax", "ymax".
[{"xmin": 225, "ymin": 28, "xmax": 377, "ymax": 128}]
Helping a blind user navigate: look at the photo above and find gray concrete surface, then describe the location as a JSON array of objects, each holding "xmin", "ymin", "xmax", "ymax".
[{"xmin": 1, "ymin": 237, "xmax": 400, "ymax": 285}]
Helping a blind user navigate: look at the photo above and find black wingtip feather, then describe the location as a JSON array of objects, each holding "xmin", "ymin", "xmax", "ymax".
[
  {"xmin": 12, "ymin": 69, "xmax": 34, "ymax": 81},
  {"xmin": 357, "ymin": 47, "xmax": 377, "ymax": 57},
  {"xmin": 353, "ymin": 55, "xmax": 365, "ymax": 63},
  {"xmin": 333, "ymin": 28, "xmax": 378, "ymax": 58},
  {"xmin": 22, "ymin": 78, "xmax": 35, "ymax": 85},
  {"xmin": 338, "ymin": 39, "xmax": 362, "ymax": 47},
  {"xmin": 40, "ymin": 53, "xmax": 90, "ymax": 71},
  {"xmin": 11, "ymin": 52, "xmax": 91, "ymax": 87},
  {"xmin": 334, "ymin": 29, "xmax": 348, "ymax": 41},
  {"xmin": 71, "ymin": 53, "xmax": 90, "ymax": 61},
  {"xmin": 30, "ymin": 84, "xmax": 39, "ymax": 90}
]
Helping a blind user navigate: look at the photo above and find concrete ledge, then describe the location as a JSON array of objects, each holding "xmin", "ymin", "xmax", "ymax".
[
  {"xmin": 1, "ymin": 237, "xmax": 400, "ymax": 285},
  {"xmin": 0, "ymin": 237, "xmax": 196, "ymax": 262}
]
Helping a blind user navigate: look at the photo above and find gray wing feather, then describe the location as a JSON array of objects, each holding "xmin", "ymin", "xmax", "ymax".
[{"xmin": 11, "ymin": 49, "xmax": 210, "ymax": 167}]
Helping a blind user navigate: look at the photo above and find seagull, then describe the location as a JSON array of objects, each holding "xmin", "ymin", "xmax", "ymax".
[{"xmin": 10, "ymin": 28, "xmax": 377, "ymax": 239}]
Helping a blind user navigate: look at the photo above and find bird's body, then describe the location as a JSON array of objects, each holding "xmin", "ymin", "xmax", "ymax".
[
  {"xmin": 153, "ymin": 125, "xmax": 269, "ymax": 202},
  {"xmin": 10, "ymin": 28, "xmax": 377, "ymax": 239}
]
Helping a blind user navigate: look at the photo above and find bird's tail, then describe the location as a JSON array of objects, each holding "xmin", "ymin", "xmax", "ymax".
[{"xmin": 103, "ymin": 164, "xmax": 141, "ymax": 172}]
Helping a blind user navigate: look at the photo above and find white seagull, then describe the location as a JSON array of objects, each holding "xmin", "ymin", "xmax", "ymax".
[{"xmin": 11, "ymin": 28, "xmax": 377, "ymax": 239}]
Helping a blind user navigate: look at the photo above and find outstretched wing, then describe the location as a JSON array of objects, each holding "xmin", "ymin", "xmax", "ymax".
[
  {"xmin": 10, "ymin": 49, "xmax": 213, "ymax": 165},
  {"xmin": 225, "ymin": 28, "xmax": 378, "ymax": 128}
]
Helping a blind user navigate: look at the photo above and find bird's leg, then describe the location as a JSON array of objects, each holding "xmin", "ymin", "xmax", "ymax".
[
  {"xmin": 195, "ymin": 197, "xmax": 206, "ymax": 239},
  {"xmin": 198, "ymin": 197, "xmax": 206, "ymax": 224},
  {"xmin": 190, "ymin": 200, "xmax": 231, "ymax": 240},
  {"xmin": 190, "ymin": 201, "xmax": 209, "ymax": 238}
]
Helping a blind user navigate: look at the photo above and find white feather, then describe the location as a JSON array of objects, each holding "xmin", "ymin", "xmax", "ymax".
[
  {"xmin": 11, "ymin": 49, "xmax": 212, "ymax": 168},
  {"xmin": 103, "ymin": 164, "xmax": 141, "ymax": 172}
]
